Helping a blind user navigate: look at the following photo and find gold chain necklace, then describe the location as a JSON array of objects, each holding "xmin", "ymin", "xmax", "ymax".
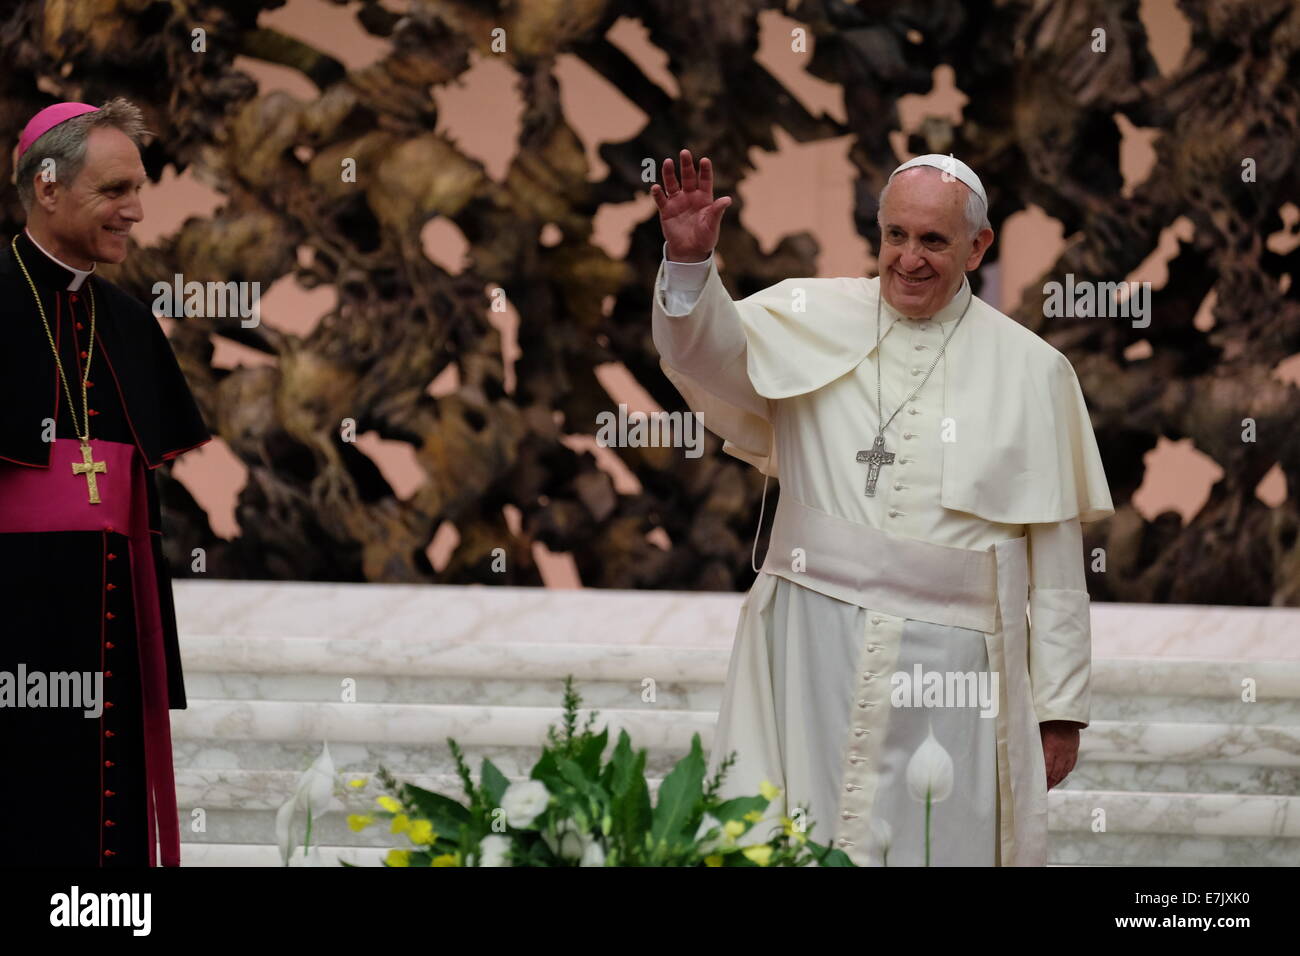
[{"xmin": 11, "ymin": 234, "xmax": 108, "ymax": 504}]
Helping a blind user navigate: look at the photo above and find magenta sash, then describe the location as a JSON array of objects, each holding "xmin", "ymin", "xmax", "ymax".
[{"xmin": 0, "ymin": 437, "xmax": 180, "ymax": 867}]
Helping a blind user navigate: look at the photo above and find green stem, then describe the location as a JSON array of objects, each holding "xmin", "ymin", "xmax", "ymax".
[{"xmin": 924, "ymin": 791, "xmax": 932, "ymax": 867}]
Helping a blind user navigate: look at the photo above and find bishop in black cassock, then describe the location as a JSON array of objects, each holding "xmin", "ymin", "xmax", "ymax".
[{"xmin": 0, "ymin": 101, "xmax": 210, "ymax": 867}]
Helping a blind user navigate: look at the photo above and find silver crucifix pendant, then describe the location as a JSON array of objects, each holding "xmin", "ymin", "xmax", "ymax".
[{"xmin": 856, "ymin": 434, "xmax": 895, "ymax": 496}]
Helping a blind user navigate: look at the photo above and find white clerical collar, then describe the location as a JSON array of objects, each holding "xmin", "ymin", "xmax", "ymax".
[
  {"xmin": 880, "ymin": 273, "xmax": 972, "ymax": 331},
  {"xmin": 24, "ymin": 227, "xmax": 96, "ymax": 291}
]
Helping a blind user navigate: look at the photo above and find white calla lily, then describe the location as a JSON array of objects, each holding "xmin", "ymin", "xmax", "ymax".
[
  {"xmin": 906, "ymin": 724, "xmax": 954, "ymax": 804},
  {"xmin": 276, "ymin": 741, "xmax": 337, "ymax": 866}
]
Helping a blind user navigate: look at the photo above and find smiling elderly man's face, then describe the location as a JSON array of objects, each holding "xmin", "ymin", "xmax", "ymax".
[
  {"xmin": 877, "ymin": 166, "xmax": 993, "ymax": 318},
  {"xmin": 38, "ymin": 125, "xmax": 146, "ymax": 269}
]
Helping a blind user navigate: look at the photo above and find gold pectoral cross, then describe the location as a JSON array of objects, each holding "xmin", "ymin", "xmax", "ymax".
[
  {"xmin": 71, "ymin": 440, "xmax": 107, "ymax": 504},
  {"xmin": 856, "ymin": 434, "xmax": 894, "ymax": 497}
]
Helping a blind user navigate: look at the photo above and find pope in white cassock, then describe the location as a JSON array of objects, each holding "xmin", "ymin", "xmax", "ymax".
[{"xmin": 649, "ymin": 149, "xmax": 1115, "ymax": 866}]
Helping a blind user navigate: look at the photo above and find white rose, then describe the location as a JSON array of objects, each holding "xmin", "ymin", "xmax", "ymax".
[
  {"xmin": 579, "ymin": 840, "xmax": 606, "ymax": 867},
  {"xmin": 542, "ymin": 817, "xmax": 589, "ymax": 861},
  {"xmin": 501, "ymin": 779, "xmax": 550, "ymax": 828},
  {"xmin": 478, "ymin": 834, "xmax": 512, "ymax": 867}
]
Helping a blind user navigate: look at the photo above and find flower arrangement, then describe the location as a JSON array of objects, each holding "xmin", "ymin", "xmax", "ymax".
[{"xmin": 349, "ymin": 677, "xmax": 856, "ymax": 867}]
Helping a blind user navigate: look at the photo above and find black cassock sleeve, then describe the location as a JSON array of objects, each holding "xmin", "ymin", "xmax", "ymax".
[{"xmin": 138, "ymin": 300, "xmax": 211, "ymax": 711}]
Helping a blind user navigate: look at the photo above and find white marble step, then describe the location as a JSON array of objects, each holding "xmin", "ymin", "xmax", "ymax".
[
  {"xmin": 180, "ymin": 843, "xmax": 388, "ymax": 867},
  {"xmin": 178, "ymin": 636, "xmax": 1300, "ymax": 722},
  {"xmin": 169, "ymin": 697, "xmax": 1299, "ymax": 771},
  {"xmin": 167, "ymin": 583, "xmax": 1300, "ymax": 865},
  {"xmin": 171, "ymin": 766, "xmax": 1300, "ymax": 867},
  {"xmin": 172, "ymin": 582, "xmax": 1300, "ymax": 661},
  {"xmin": 172, "ymin": 767, "xmax": 1300, "ymax": 837}
]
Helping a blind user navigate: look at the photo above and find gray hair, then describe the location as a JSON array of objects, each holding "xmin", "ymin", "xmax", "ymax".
[
  {"xmin": 15, "ymin": 97, "xmax": 151, "ymax": 213},
  {"xmin": 877, "ymin": 168, "xmax": 991, "ymax": 240}
]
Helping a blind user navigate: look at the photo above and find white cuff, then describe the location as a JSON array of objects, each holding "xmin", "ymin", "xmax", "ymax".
[{"xmin": 662, "ymin": 241, "xmax": 713, "ymax": 295}]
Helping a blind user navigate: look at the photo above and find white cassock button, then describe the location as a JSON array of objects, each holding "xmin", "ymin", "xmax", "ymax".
[
  {"xmin": 903, "ymin": 432, "xmax": 914, "ymax": 439},
  {"xmin": 853, "ymin": 728, "xmax": 870, "ymax": 736},
  {"xmin": 889, "ymin": 509, "xmax": 899, "ymax": 517},
  {"xmin": 893, "ymin": 481, "xmax": 903, "ymax": 490},
  {"xmin": 914, "ymin": 344, "xmax": 925, "ymax": 350},
  {"xmin": 871, "ymin": 616, "xmax": 882, "ymax": 625},
  {"xmin": 838, "ymin": 838, "xmax": 854, "ymax": 848},
  {"xmin": 911, "ymin": 367, "xmax": 921, "ymax": 375},
  {"xmin": 844, "ymin": 783, "xmax": 861, "ymax": 792},
  {"xmin": 841, "ymin": 811, "xmax": 858, "ymax": 820}
]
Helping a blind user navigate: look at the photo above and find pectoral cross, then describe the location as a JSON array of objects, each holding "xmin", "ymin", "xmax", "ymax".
[
  {"xmin": 856, "ymin": 434, "xmax": 894, "ymax": 497},
  {"xmin": 71, "ymin": 440, "xmax": 107, "ymax": 504}
]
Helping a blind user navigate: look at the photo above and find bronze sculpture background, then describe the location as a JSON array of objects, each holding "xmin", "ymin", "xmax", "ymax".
[{"xmin": 2, "ymin": 0, "xmax": 1296, "ymax": 605}]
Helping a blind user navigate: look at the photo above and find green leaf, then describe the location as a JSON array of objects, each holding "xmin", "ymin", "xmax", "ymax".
[
  {"xmin": 711, "ymin": 795, "xmax": 768, "ymax": 826},
  {"xmin": 555, "ymin": 754, "xmax": 594, "ymax": 793},
  {"xmin": 607, "ymin": 732, "xmax": 651, "ymax": 861},
  {"xmin": 574, "ymin": 724, "xmax": 609, "ymax": 776},
  {"xmin": 479, "ymin": 758, "xmax": 510, "ymax": 809},
  {"xmin": 530, "ymin": 748, "xmax": 567, "ymax": 792},
  {"xmin": 650, "ymin": 734, "xmax": 706, "ymax": 848},
  {"xmin": 402, "ymin": 783, "xmax": 471, "ymax": 834},
  {"xmin": 804, "ymin": 840, "xmax": 857, "ymax": 867}
]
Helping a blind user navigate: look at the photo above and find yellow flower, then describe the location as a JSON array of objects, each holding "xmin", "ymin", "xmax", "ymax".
[
  {"xmin": 408, "ymin": 819, "xmax": 435, "ymax": 844},
  {"xmin": 742, "ymin": 810, "xmax": 762, "ymax": 823},
  {"xmin": 385, "ymin": 850, "xmax": 410, "ymax": 867},
  {"xmin": 704, "ymin": 854, "xmax": 724, "ymax": 867},
  {"xmin": 347, "ymin": 777, "xmax": 367, "ymax": 789},
  {"xmin": 431, "ymin": 853, "xmax": 459, "ymax": 867},
  {"xmin": 758, "ymin": 780, "xmax": 780, "ymax": 801},
  {"xmin": 376, "ymin": 795, "xmax": 402, "ymax": 813},
  {"xmin": 723, "ymin": 820, "xmax": 746, "ymax": 839},
  {"xmin": 346, "ymin": 814, "xmax": 373, "ymax": 832},
  {"xmin": 390, "ymin": 813, "xmax": 410, "ymax": 835},
  {"xmin": 742, "ymin": 845, "xmax": 773, "ymax": 866}
]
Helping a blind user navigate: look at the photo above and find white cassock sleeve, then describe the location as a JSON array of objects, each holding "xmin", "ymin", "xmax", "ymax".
[
  {"xmin": 1025, "ymin": 517, "xmax": 1093, "ymax": 728},
  {"xmin": 651, "ymin": 243, "xmax": 775, "ymax": 467}
]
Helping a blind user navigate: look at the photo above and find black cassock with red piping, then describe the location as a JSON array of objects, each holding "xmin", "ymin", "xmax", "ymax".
[{"xmin": 0, "ymin": 229, "xmax": 210, "ymax": 866}]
